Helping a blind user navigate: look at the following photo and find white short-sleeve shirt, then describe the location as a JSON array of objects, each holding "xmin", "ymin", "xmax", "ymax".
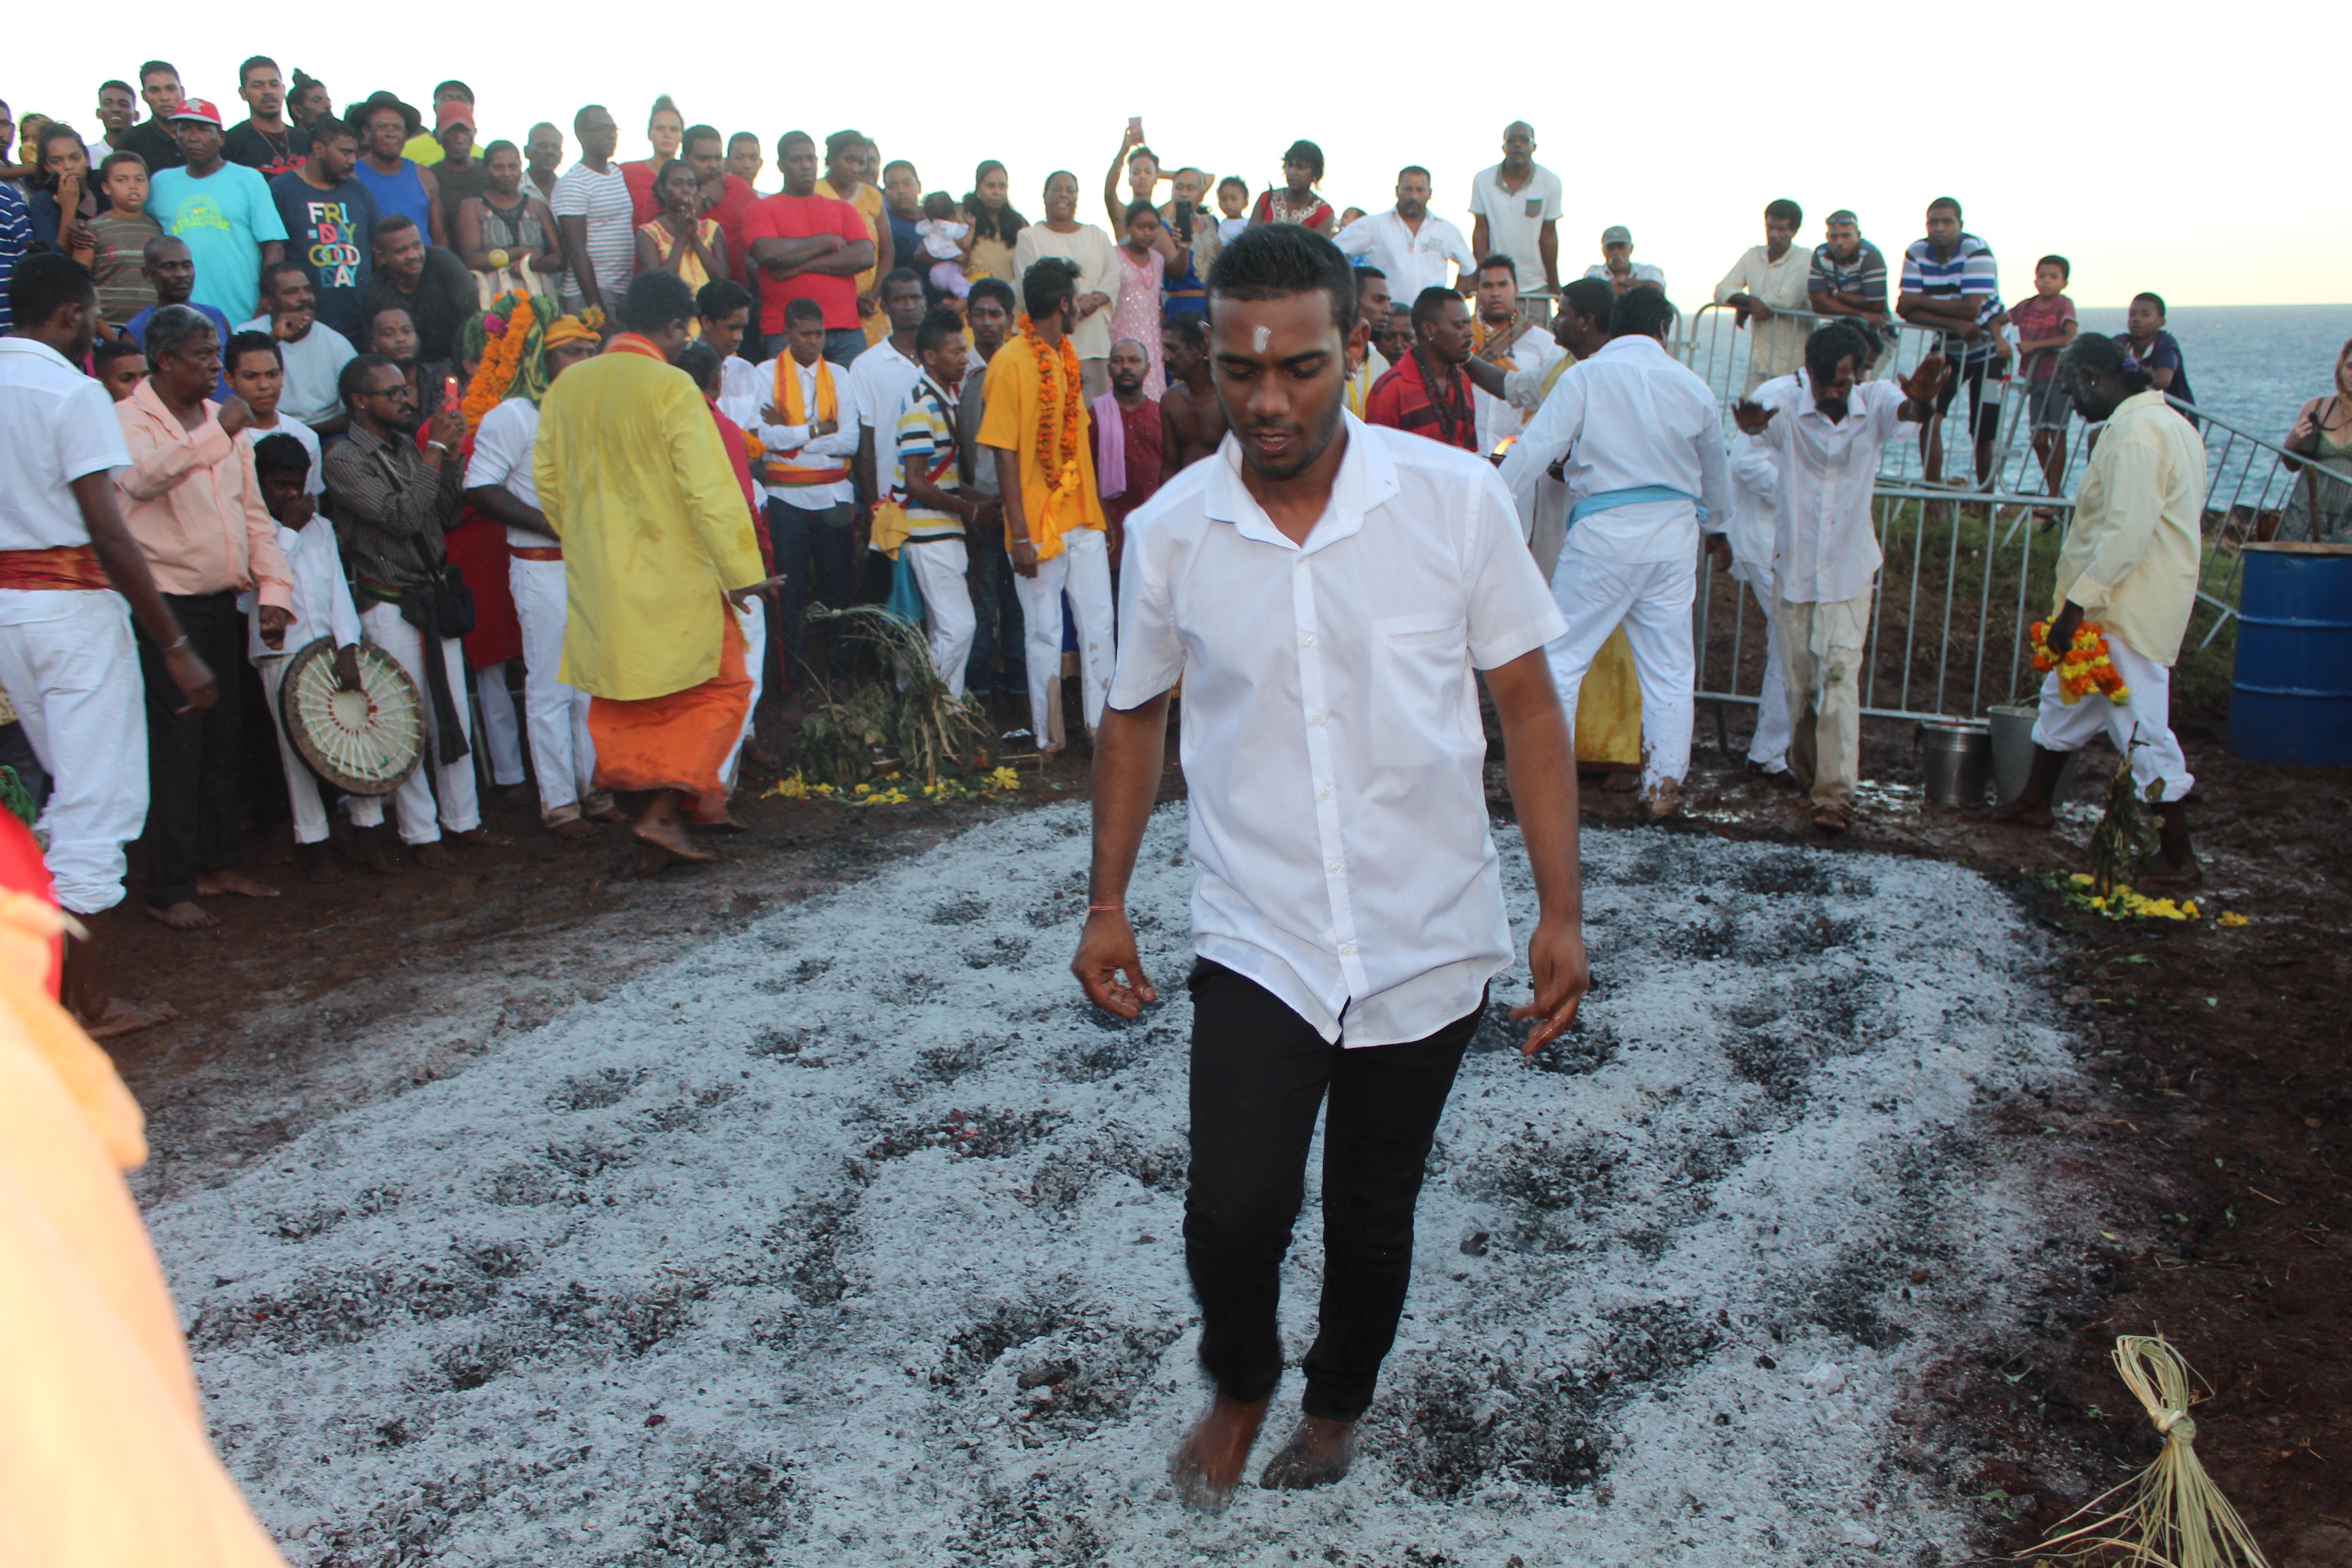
[
  {"xmin": 0, "ymin": 337, "xmax": 131, "ymax": 557},
  {"xmin": 1109, "ymin": 414, "xmax": 1567, "ymax": 1047},
  {"xmin": 464, "ymin": 397, "xmax": 544, "ymax": 544},
  {"xmin": 1467, "ymin": 163, "xmax": 1564, "ymax": 295}
]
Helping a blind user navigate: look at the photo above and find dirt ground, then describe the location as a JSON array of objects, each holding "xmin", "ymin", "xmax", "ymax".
[{"xmin": 105, "ymin": 683, "xmax": 2351, "ymax": 1565}]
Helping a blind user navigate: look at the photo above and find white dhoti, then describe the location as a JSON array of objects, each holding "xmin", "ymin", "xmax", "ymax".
[
  {"xmin": 1745, "ymin": 580, "xmax": 1793, "ymax": 771},
  {"xmin": 256, "ymin": 654, "xmax": 336, "ymax": 845},
  {"xmin": 474, "ymin": 661, "xmax": 526, "ymax": 787},
  {"xmin": 0, "ymin": 591, "xmax": 147, "ymax": 915},
  {"xmin": 1771, "ymin": 585, "xmax": 1876, "ymax": 808},
  {"xmin": 350, "ymin": 602, "xmax": 480, "ymax": 844},
  {"xmin": 2029, "ymin": 629, "xmax": 2194, "ymax": 803},
  {"xmin": 509, "ymin": 556, "xmax": 596, "ymax": 823},
  {"xmin": 1013, "ymin": 526, "xmax": 1114, "ymax": 751},
  {"xmin": 722, "ymin": 594, "xmax": 766, "ymax": 791},
  {"xmin": 1544, "ymin": 540, "xmax": 1699, "ymax": 791},
  {"xmin": 905, "ymin": 538, "xmax": 976, "ymax": 697}
]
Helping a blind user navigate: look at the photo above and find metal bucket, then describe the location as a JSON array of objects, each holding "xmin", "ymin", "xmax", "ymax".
[
  {"xmin": 1918, "ymin": 720, "xmax": 1992, "ymax": 807},
  {"xmin": 2230, "ymin": 542, "xmax": 2352, "ymax": 766},
  {"xmin": 1987, "ymin": 702, "xmax": 2081, "ymax": 808}
]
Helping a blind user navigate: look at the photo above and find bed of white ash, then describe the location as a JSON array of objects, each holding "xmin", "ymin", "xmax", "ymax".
[{"xmin": 148, "ymin": 802, "xmax": 2085, "ymax": 1567}]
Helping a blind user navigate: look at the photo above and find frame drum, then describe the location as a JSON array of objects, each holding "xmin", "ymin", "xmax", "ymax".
[{"xmin": 278, "ymin": 638, "xmax": 426, "ymax": 796}]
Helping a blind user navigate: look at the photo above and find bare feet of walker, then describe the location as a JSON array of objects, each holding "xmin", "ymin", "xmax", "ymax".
[
  {"xmin": 195, "ymin": 869, "xmax": 280, "ymax": 898},
  {"xmin": 1169, "ymin": 1392, "xmax": 1269, "ymax": 1514},
  {"xmin": 1258, "ymin": 1414, "xmax": 1358, "ymax": 1490}
]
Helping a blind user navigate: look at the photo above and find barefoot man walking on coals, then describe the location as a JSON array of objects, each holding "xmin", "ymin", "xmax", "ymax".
[
  {"xmin": 1072, "ymin": 225, "xmax": 1590, "ymax": 1512},
  {"xmin": 534, "ymin": 270, "xmax": 782, "ymax": 875}
]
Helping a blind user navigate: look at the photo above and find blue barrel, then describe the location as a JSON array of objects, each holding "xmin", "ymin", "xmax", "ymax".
[{"xmin": 2230, "ymin": 542, "xmax": 2352, "ymax": 765}]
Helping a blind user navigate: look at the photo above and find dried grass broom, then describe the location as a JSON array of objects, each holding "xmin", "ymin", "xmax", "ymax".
[{"xmin": 2027, "ymin": 1335, "xmax": 2270, "ymax": 1568}]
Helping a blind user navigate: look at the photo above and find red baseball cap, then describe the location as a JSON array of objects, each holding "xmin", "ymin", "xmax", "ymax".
[
  {"xmin": 435, "ymin": 99, "xmax": 475, "ymax": 133},
  {"xmin": 167, "ymin": 99, "xmax": 225, "ymax": 127}
]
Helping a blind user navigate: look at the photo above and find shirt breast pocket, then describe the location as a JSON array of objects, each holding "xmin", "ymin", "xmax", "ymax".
[
  {"xmin": 1369, "ymin": 612, "xmax": 1470, "ymax": 763},
  {"xmin": 1523, "ymin": 198, "xmax": 1544, "ymax": 220}
]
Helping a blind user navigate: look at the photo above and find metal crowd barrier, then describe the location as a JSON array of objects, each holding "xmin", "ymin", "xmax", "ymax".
[{"xmin": 1678, "ymin": 301, "xmax": 2352, "ymax": 726}]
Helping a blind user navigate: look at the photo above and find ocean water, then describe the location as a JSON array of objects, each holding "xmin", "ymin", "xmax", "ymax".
[{"xmin": 2076, "ymin": 303, "xmax": 2352, "ymax": 444}]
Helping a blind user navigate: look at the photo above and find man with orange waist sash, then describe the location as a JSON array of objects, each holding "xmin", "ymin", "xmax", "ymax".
[
  {"xmin": 535, "ymin": 271, "xmax": 776, "ymax": 875},
  {"xmin": 0, "ymin": 255, "xmax": 219, "ymax": 1034},
  {"xmin": 463, "ymin": 308, "xmax": 609, "ymax": 835},
  {"xmin": 743, "ymin": 293, "xmax": 861, "ymax": 694}
]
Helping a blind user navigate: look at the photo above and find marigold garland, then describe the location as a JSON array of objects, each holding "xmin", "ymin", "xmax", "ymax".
[
  {"xmin": 461, "ymin": 291, "xmax": 536, "ymax": 433},
  {"xmin": 1018, "ymin": 313, "xmax": 1085, "ymax": 488},
  {"xmin": 2031, "ymin": 619, "xmax": 2132, "ymax": 706}
]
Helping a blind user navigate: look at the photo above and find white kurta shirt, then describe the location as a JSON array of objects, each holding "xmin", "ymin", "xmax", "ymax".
[
  {"xmin": 1752, "ymin": 371, "xmax": 1909, "ymax": 604},
  {"xmin": 748, "ymin": 356, "xmax": 862, "ymax": 509},
  {"xmin": 465, "ymin": 398, "xmax": 548, "ymax": 545},
  {"xmin": 1712, "ymin": 244, "xmax": 1814, "ymax": 382},
  {"xmin": 1472, "ymin": 321, "xmax": 1565, "ymax": 453},
  {"xmin": 1334, "ymin": 208, "xmax": 1476, "ymax": 302},
  {"xmin": 248, "ymin": 519, "xmax": 361, "ymax": 662},
  {"xmin": 1725, "ymin": 433, "xmax": 1778, "ymax": 588},
  {"xmin": 1497, "ymin": 333, "xmax": 1733, "ymax": 566},
  {"xmin": 1109, "ymin": 414, "xmax": 1565, "ymax": 1047}
]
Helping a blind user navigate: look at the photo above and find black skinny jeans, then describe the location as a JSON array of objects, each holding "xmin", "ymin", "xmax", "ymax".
[
  {"xmin": 135, "ymin": 589, "xmax": 245, "ymax": 908},
  {"xmin": 1183, "ymin": 958, "xmax": 1479, "ymax": 1422}
]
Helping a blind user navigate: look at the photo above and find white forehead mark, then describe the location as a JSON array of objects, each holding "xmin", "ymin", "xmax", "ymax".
[{"xmin": 1252, "ymin": 325, "xmax": 1271, "ymax": 353}]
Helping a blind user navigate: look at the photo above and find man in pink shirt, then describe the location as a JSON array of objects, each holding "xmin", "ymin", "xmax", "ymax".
[
  {"xmin": 113, "ymin": 304, "xmax": 294, "ymax": 930},
  {"xmin": 742, "ymin": 129, "xmax": 873, "ymax": 366}
]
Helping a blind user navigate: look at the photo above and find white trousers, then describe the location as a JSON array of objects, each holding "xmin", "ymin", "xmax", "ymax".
[
  {"xmin": 1770, "ymin": 585, "xmax": 1876, "ymax": 808},
  {"xmin": 1746, "ymin": 581, "xmax": 1792, "ymax": 770},
  {"xmin": 906, "ymin": 538, "xmax": 977, "ymax": 697},
  {"xmin": 2030, "ymin": 629, "xmax": 2195, "ymax": 803},
  {"xmin": 256, "ymin": 654, "xmax": 336, "ymax": 845},
  {"xmin": 1544, "ymin": 540, "xmax": 1698, "ymax": 790},
  {"xmin": 510, "ymin": 557, "xmax": 595, "ymax": 821},
  {"xmin": 475, "ymin": 660, "xmax": 525, "ymax": 785},
  {"xmin": 1013, "ymin": 527, "xmax": 1114, "ymax": 751},
  {"xmin": 722, "ymin": 594, "xmax": 766, "ymax": 790},
  {"xmin": 0, "ymin": 592, "xmax": 147, "ymax": 915},
  {"xmin": 350, "ymin": 602, "xmax": 480, "ymax": 844}
]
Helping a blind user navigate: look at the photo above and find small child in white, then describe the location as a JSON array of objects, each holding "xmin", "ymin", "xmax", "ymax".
[
  {"xmin": 248, "ymin": 432, "xmax": 368, "ymax": 882},
  {"xmin": 915, "ymin": 191, "xmax": 973, "ymax": 300}
]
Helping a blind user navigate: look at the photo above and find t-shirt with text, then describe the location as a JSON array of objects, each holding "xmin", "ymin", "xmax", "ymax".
[
  {"xmin": 270, "ymin": 172, "xmax": 380, "ymax": 344},
  {"xmin": 147, "ymin": 161, "xmax": 290, "ymax": 323}
]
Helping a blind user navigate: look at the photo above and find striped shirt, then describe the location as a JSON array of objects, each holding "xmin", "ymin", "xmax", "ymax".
[
  {"xmin": 0, "ymin": 184, "xmax": 31, "ymax": 333},
  {"xmin": 1808, "ymin": 238, "xmax": 1888, "ymax": 311},
  {"xmin": 551, "ymin": 161, "xmax": 636, "ymax": 305},
  {"xmin": 1899, "ymin": 233, "xmax": 2001, "ymax": 363},
  {"xmin": 894, "ymin": 376, "xmax": 965, "ymax": 539}
]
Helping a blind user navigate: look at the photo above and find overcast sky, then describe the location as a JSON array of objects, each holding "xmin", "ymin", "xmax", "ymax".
[{"xmin": 13, "ymin": 2, "xmax": 2340, "ymax": 310}]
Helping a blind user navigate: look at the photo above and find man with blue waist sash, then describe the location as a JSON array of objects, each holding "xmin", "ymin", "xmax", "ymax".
[{"xmin": 1497, "ymin": 284, "xmax": 1729, "ymax": 819}]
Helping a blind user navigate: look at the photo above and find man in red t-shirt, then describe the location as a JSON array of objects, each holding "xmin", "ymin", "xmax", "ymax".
[
  {"xmin": 681, "ymin": 123, "xmax": 757, "ymax": 286},
  {"xmin": 741, "ymin": 130, "xmax": 874, "ymax": 366}
]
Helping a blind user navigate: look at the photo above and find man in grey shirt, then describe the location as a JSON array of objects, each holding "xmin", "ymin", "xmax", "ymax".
[{"xmin": 957, "ymin": 276, "xmax": 1023, "ymax": 699}]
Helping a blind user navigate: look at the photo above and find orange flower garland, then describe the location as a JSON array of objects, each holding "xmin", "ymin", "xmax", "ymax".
[
  {"xmin": 461, "ymin": 291, "xmax": 537, "ymax": 434},
  {"xmin": 1018, "ymin": 313, "xmax": 1085, "ymax": 485},
  {"xmin": 2030, "ymin": 619, "xmax": 2132, "ymax": 706}
]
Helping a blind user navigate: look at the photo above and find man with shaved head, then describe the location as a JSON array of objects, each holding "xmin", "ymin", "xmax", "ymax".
[
  {"xmin": 551, "ymin": 104, "xmax": 630, "ymax": 318},
  {"xmin": 1468, "ymin": 121, "xmax": 1561, "ymax": 295}
]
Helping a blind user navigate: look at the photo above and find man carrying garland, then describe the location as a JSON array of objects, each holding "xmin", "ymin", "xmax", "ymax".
[{"xmin": 978, "ymin": 256, "xmax": 1115, "ymax": 754}]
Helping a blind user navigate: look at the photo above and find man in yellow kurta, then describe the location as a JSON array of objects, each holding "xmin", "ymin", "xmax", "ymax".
[
  {"xmin": 535, "ymin": 271, "xmax": 775, "ymax": 874},
  {"xmin": 979, "ymin": 257, "xmax": 1117, "ymax": 753},
  {"xmin": 1991, "ymin": 333, "xmax": 2208, "ymax": 887}
]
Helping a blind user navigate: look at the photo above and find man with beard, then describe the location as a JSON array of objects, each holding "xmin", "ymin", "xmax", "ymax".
[
  {"xmin": 1735, "ymin": 322, "xmax": 1946, "ymax": 832},
  {"xmin": 1496, "ymin": 285, "xmax": 1731, "ymax": 821},
  {"xmin": 1465, "ymin": 255, "xmax": 1563, "ymax": 453},
  {"xmin": 224, "ymin": 56, "xmax": 308, "ymax": 177},
  {"xmin": 240, "ymin": 261, "xmax": 354, "ymax": 431},
  {"xmin": 1074, "ymin": 223, "xmax": 1586, "ymax": 1511},
  {"xmin": 1364, "ymin": 287, "xmax": 1478, "ymax": 452},
  {"xmin": 534, "ymin": 271, "xmax": 774, "ymax": 874},
  {"xmin": 360, "ymin": 214, "xmax": 476, "ymax": 365},
  {"xmin": 1987, "ymin": 333, "xmax": 2206, "ymax": 887},
  {"xmin": 324, "ymin": 351, "xmax": 506, "ymax": 866},
  {"xmin": 1093, "ymin": 337, "xmax": 1163, "ymax": 547},
  {"xmin": 1333, "ymin": 167, "xmax": 1473, "ymax": 302},
  {"xmin": 1160, "ymin": 314, "xmax": 1227, "ymax": 472},
  {"xmin": 270, "ymin": 114, "xmax": 377, "ymax": 342}
]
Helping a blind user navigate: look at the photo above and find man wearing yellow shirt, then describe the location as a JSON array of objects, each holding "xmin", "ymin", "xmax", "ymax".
[
  {"xmin": 1991, "ymin": 333, "xmax": 2207, "ymax": 887},
  {"xmin": 979, "ymin": 257, "xmax": 1115, "ymax": 754},
  {"xmin": 535, "ymin": 271, "xmax": 778, "ymax": 874}
]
